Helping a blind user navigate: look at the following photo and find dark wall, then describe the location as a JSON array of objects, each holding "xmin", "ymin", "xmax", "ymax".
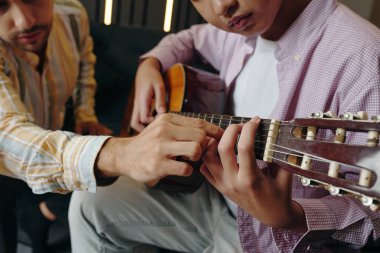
[{"xmin": 79, "ymin": 0, "xmax": 204, "ymax": 31}]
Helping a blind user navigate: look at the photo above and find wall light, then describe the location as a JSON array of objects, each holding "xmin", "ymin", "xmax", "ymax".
[
  {"xmin": 163, "ymin": 0, "xmax": 174, "ymax": 32},
  {"xmin": 104, "ymin": 0, "xmax": 113, "ymax": 25}
]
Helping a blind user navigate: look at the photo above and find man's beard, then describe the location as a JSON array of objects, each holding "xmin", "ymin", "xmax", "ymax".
[{"xmin": 10, "ymin": 23, "xmax": 51, "ymax": 53}]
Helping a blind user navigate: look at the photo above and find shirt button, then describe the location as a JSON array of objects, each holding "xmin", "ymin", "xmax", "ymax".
[
  {"xmin": 306, "ymin": 245, "xmax": 312, "ymax": 252},
  {"xmin": 284, "ymin": 233, "xmax": 290, "ymax": 242},
  {"xmin": 294, "ymin": 54, "xmax": 301, "ymax": 61}
]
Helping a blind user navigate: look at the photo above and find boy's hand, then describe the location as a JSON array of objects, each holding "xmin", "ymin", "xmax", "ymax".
[
  {"xmin": 131, "ymin": 57, "xmax": 167, "ymax": 132},
  {"xmin": 201, "ymin": 117, "xmax": 307, "ymax": 233}
]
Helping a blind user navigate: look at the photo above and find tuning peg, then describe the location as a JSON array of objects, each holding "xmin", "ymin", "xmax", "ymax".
[
  {"xmin": 360, "ymin": 195, "xmax": 374, "ymax": 206},
  {"xmin": 340, "ymin": 111, "xmax": 368, "ymax": 120},
  {"xmin": 372, "ymin": 115, "xmax": 380, "ymax": 122},
  {"xmin": 311, "ymin": 111, "xmax": 337, "ymax": 118},
  {"xmin": 324, "ymin": 111, "xmax": 338, "ymax": 118},
  {"xmin": 304, "ymin": 111, "xmax": 338, "ymax": 171},
  {"xmin": 357, "ymin": 111, "xmax": 368, "ymax": 120},
  {"xmin": 327, "ymin": 185, "xmax": 340, "ymax": 195},
  {"xmin": 300, "ymin": 125, "xmax": 318, "ymax": 170},
  {"xmin": 327, "ymin": 111, "xmax": 350, "ymax": 177},
  {"xmin": 370, "ymin": 203, "xmax": 380, "ymax": 212},
  {"xmin": 299, "ymin": 176, "xmax": 321, "ymax": 187},
  {"xmin": 362, "ymin": 114, "xmax": 379, "ymax": 186}
]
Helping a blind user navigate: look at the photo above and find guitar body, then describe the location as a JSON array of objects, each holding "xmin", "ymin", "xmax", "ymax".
[
  {"xmin": 153, "ymin": 63, "xmax": 225, "ymax": 193},
  {"xmin": 165, "ymin": 63, "xmax": 225, "ymax": 115}
]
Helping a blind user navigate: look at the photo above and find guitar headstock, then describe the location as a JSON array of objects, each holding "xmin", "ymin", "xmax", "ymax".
[{"xmin": 266, "ymin": 111, "xmax": 380, "ymax": 211}]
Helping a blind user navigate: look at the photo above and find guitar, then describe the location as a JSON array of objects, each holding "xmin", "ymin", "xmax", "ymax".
[{"xmin": 123, "ymin": 63, "xmax": 380, "ymax": 210}]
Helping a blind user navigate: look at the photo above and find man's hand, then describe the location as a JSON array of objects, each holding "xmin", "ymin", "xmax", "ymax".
[
  {"xmin": 75, "ymin": 121, "xmax": 113, "ymax": 135},
  {"xmin": 96, "ymin": 113, "xmax": 223, "ymax": 183},
  {"xmin": 201, "ymin": 117, "xmax": 307, "ymax": 234},
  {"xmin": 131, "ymin": 57, "xmax": 166, "ymax": 132}
]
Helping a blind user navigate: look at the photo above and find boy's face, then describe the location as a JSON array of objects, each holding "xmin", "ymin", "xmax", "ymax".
[
  {"xmin": 0, "ymin": 0, "xmax": 53, "ymax": 54},
  {"xmin": 191, "ymin": 0, "xmax": 285, "ymax": 37}
]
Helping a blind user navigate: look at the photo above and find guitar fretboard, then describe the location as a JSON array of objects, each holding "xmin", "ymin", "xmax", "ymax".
[{"xmin": 172, "ymin": 111, "xmax": 274, "ymax": 160}]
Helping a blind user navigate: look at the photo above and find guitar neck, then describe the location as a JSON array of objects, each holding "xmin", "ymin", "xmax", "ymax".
[
  {"xmin": 173, "ymin": 111, "xmax": 380, "ymax": 204},
  {"xmin": 173, "ymin": 111, "xmax": 274, "ymax": 160}
]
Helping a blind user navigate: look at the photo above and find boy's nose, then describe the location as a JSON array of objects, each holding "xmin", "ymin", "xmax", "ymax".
[{"xmin": 212, "ymin": 0, "xmax": 238, "ymax": 17}]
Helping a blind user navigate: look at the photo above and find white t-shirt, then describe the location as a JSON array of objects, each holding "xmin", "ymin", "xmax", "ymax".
[{"xmin": 227, "ymin": 36, "xmax": 279, "ymax": 217}]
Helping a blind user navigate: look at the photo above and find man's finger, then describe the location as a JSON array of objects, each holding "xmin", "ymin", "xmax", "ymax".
[
  {"xmin": 168, "ymin": 126, "xmax": 209, "ymax": 149},
  {"xmin": 160, "ymin": 142, "xmax": 204, "ymax": 161},
  {"xmin": 161, "ymin": 113, "xmax": 224, "ymax": 140},
  {"xmin": 159, "ymin": 159, "xmax": 194, "ymax": 177}
]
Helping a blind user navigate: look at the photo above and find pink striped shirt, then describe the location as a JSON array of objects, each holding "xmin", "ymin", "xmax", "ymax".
[{"xmin": 145, "ymin": 0, "xmax": 380, "ymax": 252}]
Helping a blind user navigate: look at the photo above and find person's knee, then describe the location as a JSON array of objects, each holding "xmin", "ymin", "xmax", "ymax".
[
  {"xmin": 68, "ymin": 191, "xmax": 102, "ymax": 231},
  {"xmin": 68, "ymin": 192, "xmax": 86, "ymax": 228},
  {"xmin": 69, "ymin": 178, "xmax": 146, "ymax": 232}
]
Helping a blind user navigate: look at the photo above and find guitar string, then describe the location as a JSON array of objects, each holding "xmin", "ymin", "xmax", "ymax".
[
  {"xmin": 173, "ymin": 113, "xmax": 368, "ymax": 185},
  {"xmin": 261, "ymin": 156, "xmax": 352, "ymax": 183},
  {"xmin": 261, "ymin": 155, "xmax": 364, "ymax": 186},
  {"xmin": 174, "ymin": 112, "xmax": 328, "ymax": 126},
  {"xmin": 175, "ymin": 113, "xmax": 372, "ymax": 167},
  {"xmin": 243, "ymin": 140, "xmax": 343, "ymax": 166},
  {"xmin": 217, "ymin": 142, "xmax": 363, "ymax": 185},
  {"xmin": 175, "ymin": 112, "xmax": 376, "ymax": 131},
  {"xmin": 258, "ymin": 145, "xmax": 340, "ymax": 165},
  {"xmin": 218, "ymin": 125, "xmax": 333, "ymax": 142},
  {"xmin": 211, "ymin": 124, "xmax": 341, "ymax": 144},
  {"xmin": 174, "ymin": 112, "xmax": 362, "ymax": 142},
  {"xmin": 235, "ymin": 140, "xmax": 371, "ymax": 186}
]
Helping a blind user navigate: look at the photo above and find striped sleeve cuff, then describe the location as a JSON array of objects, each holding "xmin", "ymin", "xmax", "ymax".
[{"xmin": 63, "ymin": 135, "xmax": 111, "ymax": 193}]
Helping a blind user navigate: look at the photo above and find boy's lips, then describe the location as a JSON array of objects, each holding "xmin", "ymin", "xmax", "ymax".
[{"xmin": 228, "ymin": 13, "xmax": 252, "ymax": 30}]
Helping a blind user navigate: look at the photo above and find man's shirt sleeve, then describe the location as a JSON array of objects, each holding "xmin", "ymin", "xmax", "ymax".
[{"xmin": 0, "ymin": 54, "xmax": 109, "ymax": 193}]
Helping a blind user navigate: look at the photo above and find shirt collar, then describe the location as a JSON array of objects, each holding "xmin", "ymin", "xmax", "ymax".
[{"xmin": 276, "ymin": 0, "xmax": 338, "ymax": 60}]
